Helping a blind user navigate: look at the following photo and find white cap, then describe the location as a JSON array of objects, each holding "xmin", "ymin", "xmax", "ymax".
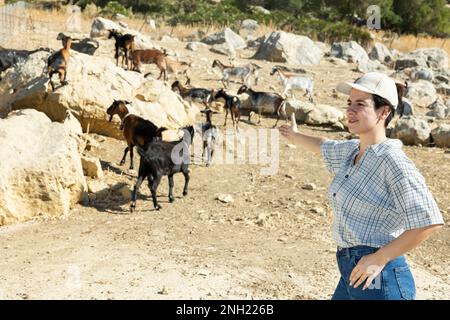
[{"xmin": 336, "ymin": 72, "xmax": 398, "ymax": 109}]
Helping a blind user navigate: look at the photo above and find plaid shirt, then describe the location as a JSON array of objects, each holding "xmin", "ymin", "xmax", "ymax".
[{"xmin": 321, "ymin": 138, "xmax": 444, "ymax": 248}]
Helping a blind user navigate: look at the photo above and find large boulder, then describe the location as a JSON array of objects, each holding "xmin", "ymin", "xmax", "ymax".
[
  {"xmin": 0, "ymin": 109, "xmax": 86, "ymax": 226},
  {"xmin": 90, "ymin": 17, "xmax": 154, "ymax": 49},
  {"xmin": 357, "ymin": 59, "xmax": 390, "ymax": 73},
  {"xmin": 431, "ymin": 124, "xmax": 450, "ymax": 148},
  {"xmin": 185, "ymin": 41, "xmax": 208, "ymax": 51},
  {"xmin": 0, "ymin": 51, "xmax": 198, "ymax": 139},
  {"xmin": 369, "ymin": 43, "xmax": 394, "ymax": 64},
  {"xmin": 210, "ymin": 43, "xmax": 235, "ymax": 57},
  {"xmin": 405, "ymin": 80, "xmax": 437, "ymax": 108},
  {"xmin": 240, "ymin": 19, "xmax": 258, "ymax": 33},
  {"xmin": 330, "ymin": 41, "xmax": 369, "ymax": 64},
  {"xmin": 201, "ymin": 27, "xmax": 246, "ymax": 50},
  {"xmin": 390, "ymin": 116, "xmax": 431, "ymax": 146},
  {"xmin": 253, "ymin": 31, "xmax": 323, "ymax": 65},
  {"xmin": 395, "ymin": 48, "xmax": 448, "ymax": 70},
  {"xmin": 426, "ymin": 99, "xmax": 449, "ymax": 119}
]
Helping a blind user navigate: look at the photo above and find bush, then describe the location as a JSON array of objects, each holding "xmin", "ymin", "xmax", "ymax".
[{"xmin": 101, "ymin": 1, "xmax": 130, "ymax": 17}]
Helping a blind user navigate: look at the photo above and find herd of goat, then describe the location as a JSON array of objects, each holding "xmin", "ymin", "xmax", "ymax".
[{"xmin": 26, "ymin": 29, "xmax": 317, "ymax": 211}]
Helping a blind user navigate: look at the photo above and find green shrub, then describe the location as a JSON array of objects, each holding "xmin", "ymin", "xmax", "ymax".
[{"xmin": 100, "ymin": 1, "xmax": 130, "ymax": 18}]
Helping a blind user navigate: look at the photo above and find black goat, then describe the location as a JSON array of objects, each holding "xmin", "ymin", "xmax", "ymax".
[
  {"xmin": 131, "ymin": 127, "xmax": 194, "ymax": 211},
  {"xmin": 108, "ymin": 29, "xmax": 135, "ymax": 69},
  {"xmin": 214, "ymin": 88, "xmax": 240, "ymax": 132}
]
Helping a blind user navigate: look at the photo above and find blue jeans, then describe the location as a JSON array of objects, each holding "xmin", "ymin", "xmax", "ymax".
[{"xmin": 332, "ymin": 246, "xmax": 416, "ymax": 300}]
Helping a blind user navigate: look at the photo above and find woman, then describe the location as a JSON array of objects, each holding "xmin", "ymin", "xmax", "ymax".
[{"xmin": 279, "ymin": 72, "xmax": 444, "ymax": 300}]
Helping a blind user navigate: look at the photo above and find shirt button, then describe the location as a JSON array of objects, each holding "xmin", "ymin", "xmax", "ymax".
[
  {"xmin": 345, "ymin": 174, "xmax": 349, "ymax": 178},
  {"xmin": 333, "ymin": 193, "xmax": 336, "ymax": 197}
]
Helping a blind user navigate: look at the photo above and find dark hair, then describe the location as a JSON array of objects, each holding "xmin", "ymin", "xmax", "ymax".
[{"xmin": 372, "ymin": 82, "xmax": 406, "ymax": 127}]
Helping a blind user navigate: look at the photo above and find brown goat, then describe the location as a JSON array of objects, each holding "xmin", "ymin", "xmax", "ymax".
[
  {"xmin": 165, "ymin": 56, "xmax": 191, "ymax": 79},
  {"xmin": 47, "ymin": 35, "xmax": 72, "ymax": 91},
  {"xmin": 130, "ymin": 48, "xmax": 168, "ymax": 80},
  {"xmin": 106, "ymin": 100, "xmax": 161, "ymax": 170}
]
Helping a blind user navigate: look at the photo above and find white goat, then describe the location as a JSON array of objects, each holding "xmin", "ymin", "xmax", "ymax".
[
  {"xmin": 212, "ymin": 59, "xmax": 261, "ymax": 88},
  {"xmin": 270, "ymin": 67, "xmax": 314, "ymax": 102}
]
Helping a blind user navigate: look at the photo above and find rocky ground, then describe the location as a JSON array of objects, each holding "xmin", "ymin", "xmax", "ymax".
[{"xmin": 0, "ymin": 12, "xmax": 449, "ymax": 300}]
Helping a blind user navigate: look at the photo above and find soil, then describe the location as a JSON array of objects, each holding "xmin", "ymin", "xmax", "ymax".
[{"xmin": 0, "ymin": 19, "xmax": 449, "ymax": 300}]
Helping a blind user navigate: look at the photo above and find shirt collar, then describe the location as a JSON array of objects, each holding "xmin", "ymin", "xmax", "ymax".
[{"xmin": 367, "ymin": 138, "xmax": 403, "ymax": 156}]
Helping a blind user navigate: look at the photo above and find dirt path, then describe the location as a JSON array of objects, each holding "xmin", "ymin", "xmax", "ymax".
[
  {"xmin": 1, "ymin": 22, "xmax": 449, "ymax": 300},
  {"xmin": 1, "ymin": 117, "xmax": 449, "ymax": 300}
]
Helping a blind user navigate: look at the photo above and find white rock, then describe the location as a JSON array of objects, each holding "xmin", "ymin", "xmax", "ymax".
[
  {"xmin": 216, "ymin": 194, "xmax": 234, "ymax": 203},
  {"xmin": 391, "ymin": 116, "xmax": 431, "ymax": 146},
  {"xmin": 87, "ymin": 180, "xmax": 109, "ymax": 200},
  {"xmin": 253, "ymin": 31, "xmax": 323, "ymax": 65},
  {"xmin": 81, "ymin": 155, "xmax": 103, "ymax": 179},
  {"xmin": 201, "ymin": 28, "xmax": 246, "ymax": 50},
  {"xmin": 431, "ymin": 124, "xmax": 450, "ymax": 148},
  {"xmin": 330, "ymin": 41, "xmax": 369, "ymax": 63},
  {"xmin": 405, "ymin": 80, "xmax": 437, "ymax": 108},
  {"xmin": 0, "ymin": 109, "xmax": 86, "ymax": 226},
  {"xmin": 302, "ymin": 183, "xmax": 316, "ymax": 190}
]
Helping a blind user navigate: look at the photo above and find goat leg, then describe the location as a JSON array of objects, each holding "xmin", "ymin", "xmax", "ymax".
[
  {"xmin": 120, "ymin": 146, "xmax": 129, "ymax": 166},
  {"xmin": 150, "ymin": 174, "xmax": 162, "ymax": 210},
  {"xmin": 49, "ymin": 71, "xmax": 55, "ymax": 91},
  {"xmin": 60, "ymin": 68, "xmax": 68, "ymax": 86},
  {"xmin": 168, "ymin": 174, "xmax": 175, "ymax": 203},
  {"xmin": 182, "ymin": 168, "xmax": 190, "ymax": 196},
  {"xmin": 130, "ymin": 175, "xmax": 145, "ymax": 213},
  {"xmin": 224, "ymin": 109, "xmax": 228, "ymax": 127},
  {"xmin": 129, "ymin": 145, "xmax": 135, "ymax": 170}
]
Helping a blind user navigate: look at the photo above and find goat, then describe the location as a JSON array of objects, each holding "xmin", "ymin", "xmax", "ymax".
[
  {"xmin": 130, "ymin": 48, "xmax": 168, "ymax": 80},
  {"xmin": 214, "ymin": 88, "xmax": 240, "ymax": 132},
  {"xmin": 165, "ymin": 56, "xmax": 192, "ymax": 79},
  {"xmin": 237, "ymin": 85, "xmax": 287, "ymax": 128},
  {"xmin": 270, "ymin": 67, "xmax": 314, "ymax": 101},
  {"xmin": 106, "ymin": 99, "xmax": 161, "ymax": 170},
  {"xmin": 395, "ymin": 81, "xmax": 413, "ymax": 118},
  {"xmin": 404, "ymin": 67, "xmax": 433, "ymax": 82},
  {"xmin": 47, "ymin": 34, "xmax": 72, "ymax": 91},
  {"xmin": 108, "ymin": 29, "xmax": 135, "ymax": 69},
  {"xmin": 171, "ymin": 80, "xmax": 214, "ymax": 108},
  {"xmin": 198, "ymin": 109, "xmax": 219, "ymax": 166},
  {"xmin": 131, "ymin": 127, "xmax": 194, "ymax": 211},
  {"xmin": 212, "ymin": 59, "xmax": 261, "ymax": 88},
  {"xmin": 57, "ymin": 32, "xmax": 99, "ymax": 56}
]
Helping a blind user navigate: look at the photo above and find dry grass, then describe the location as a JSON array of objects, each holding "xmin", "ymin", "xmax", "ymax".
[{"xmin": 374, "ymin": 31, "xmax": 450, "ymax": 56}]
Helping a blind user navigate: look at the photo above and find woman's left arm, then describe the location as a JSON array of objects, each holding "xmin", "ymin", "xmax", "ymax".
[{"xmin": 349, "ymin": 224, "xmax": 443, "ymax": 290}]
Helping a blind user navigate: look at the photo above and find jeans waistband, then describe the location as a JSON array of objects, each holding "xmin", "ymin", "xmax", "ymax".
[{"xmin": 337, "ymin": 245, "xmax": 379, "ymax": 257}]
